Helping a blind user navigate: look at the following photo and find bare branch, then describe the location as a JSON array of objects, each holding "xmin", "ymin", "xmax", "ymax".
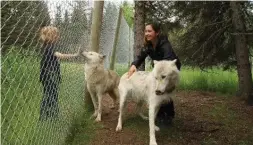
[{"xmin": 231, "ymin": 33, "xmax": 253, "ymax": 35}]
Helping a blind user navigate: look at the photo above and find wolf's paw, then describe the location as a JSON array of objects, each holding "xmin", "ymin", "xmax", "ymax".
[
  {"xmin": 90, "ymin": 111, "xmax": 98, "ymax": 119},
  {"xmin": 139, "ymin": 113, "xmax": 149, "ymax": 120},
  {"xmin": 150, "ymin": 142, "xmax": 158, "ymax": 145},
  {"xmin": 116, "ymin": 125, "xmax": 122, "ymax": 132},
  {"xmin": 142, "ymin": 116, "xmax": 149, "ymax": 120},
  {"xmin": 95, "ymin": 116, "xmax": 101, "ymax": 122},
  {"xmin": 150, "ymin": 140, "xmax": 158, "ymax": 145},
  {"xmin": 155, "ymin": 125, "xmax": 160, "ymax": 131}
]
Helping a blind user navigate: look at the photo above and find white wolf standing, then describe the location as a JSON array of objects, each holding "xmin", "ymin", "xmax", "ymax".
[
  {"xmin": 116, "ymin": 59, "xmax": 180, "ymax": 145},
  {"xmin": 81, "ymin": 51, "xmax": 120, "ymax": 122}
]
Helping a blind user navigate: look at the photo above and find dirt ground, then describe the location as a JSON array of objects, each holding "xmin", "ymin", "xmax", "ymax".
[{"xmin": 87, "ymin": 90, "xmax": 253, "ymax": 145}]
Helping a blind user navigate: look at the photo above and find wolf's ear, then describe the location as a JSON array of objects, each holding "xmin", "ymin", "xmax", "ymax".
[
  {"xmin": 99, "ymin": 54, "xmax": 106, "ymax": 59},
  {"xmin": 172, "ymin": 59, "xmax": 177, "ymax": 65},
  {"xmin": 153, "ymin": 60, "xmax": 158, "ymax": 65}
]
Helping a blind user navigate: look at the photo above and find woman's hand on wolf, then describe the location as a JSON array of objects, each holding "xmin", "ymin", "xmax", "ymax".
[{"xmin": 127, "ymin": 65, "xmax": 137, "ymax": 78}]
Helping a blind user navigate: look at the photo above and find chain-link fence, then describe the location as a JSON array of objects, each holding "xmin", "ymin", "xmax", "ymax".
[{"xmin": 1, "ymin": 1, "xmax": 133, "ymax": 144}]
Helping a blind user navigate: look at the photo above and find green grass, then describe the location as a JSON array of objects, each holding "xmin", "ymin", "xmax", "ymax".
[
  {"xmin": 1, "ymin": 51, "xmax": 96, "ymax": 145},
  {"xmin": 114, "ymin": 63, "xmax": 129, "ymax": 76},
  {"xmin": 178, "ymin": 66, "xmax": 240, "ymax": 95}
]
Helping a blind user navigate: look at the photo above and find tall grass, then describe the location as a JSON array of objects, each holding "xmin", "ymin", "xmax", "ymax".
[
  {"xmin": 1, "ymin": 50, "xmax": 94, "ymax": 145},
  {"xmin": 178, "ymin": 66, "xmax": 240, "ymax": 95}
]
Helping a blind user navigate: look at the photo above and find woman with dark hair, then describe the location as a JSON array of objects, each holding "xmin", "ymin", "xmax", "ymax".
[{"xmin": 128, "ymin": 22, "xmax": 181, "ymax": 126}]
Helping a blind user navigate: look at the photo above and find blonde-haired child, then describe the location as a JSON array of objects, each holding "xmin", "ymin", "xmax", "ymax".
[{"xmin": 39, "ymin": 26, "xmax": 79, "ymax": 121}]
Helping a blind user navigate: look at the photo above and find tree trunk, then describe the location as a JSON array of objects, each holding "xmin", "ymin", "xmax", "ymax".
[
  {"xmin": 134, "ymin": 1, "xmax": 145, "ymax": 71},
  {"xmin": 110, "ymin": 7, "xmax": 122, "ymax": 70},
  {"xmin": 90, "ymin": 1, "xmax": 104, "ymax": 52},
  {"xmin": 230, "ymin": 1, "xmax": 253, "ymax": 105},
  {"xmin": 85, "ymin": 1, "xmax": 104, "ymax": 110}
]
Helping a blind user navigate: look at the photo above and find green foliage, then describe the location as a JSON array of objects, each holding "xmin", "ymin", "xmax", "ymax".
[
  {"xmin": 144, "ymin": 1, "xmax": 253, "ymax": 69},
  {"xmin": 64, "ymin": 10, "xmax": 70, "ymax": 25},
  {"xmin": 55, "ymin": 5, "xmax": 62, "ymax": 27},
  {"xmin": 1, "ymin": 1, "xmax": 50, "ymax": 55},
  {"xmin": 115, "ymin": 63, "xmax": 129, "ymax": 76},
  {"xmin": 57, "ymin": 1, "xmax": 89, "ymax": 53},
  {"xmin": 172, "ymin": 2, "xmax": 236, "ymax": 68},
  {"xmin": 178, "ymin": 66, "xmax": 239, "ymax": 95},
  {"xmin": 71, "ymin": 1, "xmax": 88, "ymax": 36},
  {"xmin": 145, "ymin": 1, "xmax": 182, "ymax": 32},
  {"xmin": 122, "ymin": 1, "xmax": 134, "ymax": 28},
  {"xmin": 102, "ymin": 2, "xmax": 118, "ymax": 33}
]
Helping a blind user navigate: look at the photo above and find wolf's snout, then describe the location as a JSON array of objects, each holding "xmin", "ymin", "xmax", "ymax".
[
  {"xmin": 81, "ymin": 51, "xmax": 87, "ymax": 57},
  {"xmin": 155, "ymin": 90, "xmax": 164, "ymax": 95}
]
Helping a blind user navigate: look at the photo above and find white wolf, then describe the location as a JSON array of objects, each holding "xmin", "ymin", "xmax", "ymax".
[
  {"xmin": 115, "ymin": 59, "xmax": 180, "ymax": 145},
  {"xmin": 81, "ymin": 51, "xmax": 120, "ymax": 122}
]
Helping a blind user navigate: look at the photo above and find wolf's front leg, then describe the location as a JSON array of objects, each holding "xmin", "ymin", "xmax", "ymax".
[
  {"xmin": 88, "ymin": 89, "xmax": 98, "ymax": 119},
  {"xmin": 115, "ymin": 102, "xmax": 123, "ymax": 131},
  {"xmin": 149, "ymin": 104, "xmax": 158, "ymax": 145},
  {"xmin": 95, "ymin": 93, "xmax": 103, "ymax": 122}
]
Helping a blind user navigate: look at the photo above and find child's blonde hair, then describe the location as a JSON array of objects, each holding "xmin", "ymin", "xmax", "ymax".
[{"xmin": 39, "ymin": 26, "xmax": 60, "ymax": 44}]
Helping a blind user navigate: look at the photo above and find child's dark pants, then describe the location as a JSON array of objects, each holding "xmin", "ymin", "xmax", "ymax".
[{"xmin": 40, "ymin": 78, "xmax": 59, "ymax": 121}]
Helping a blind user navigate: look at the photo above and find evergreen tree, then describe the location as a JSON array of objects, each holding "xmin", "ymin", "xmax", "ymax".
[
  {"xmin": 143, "ymin": 1, "xmax": 252, "ymax": 69},
  {"xmin": 69, "ymin": 1, "xmax": 88, "ymax": 46},
  {"xmin": 64, "ymin": 10, "xmax": 69, "ymax": 25},
  {"xmin": 1, "ymin": 1, "xmax": 50, "ymax": 54},
  {"xmin": 122, "ymin": 1, "xmax": 134, "ymax": 28},
  {"xmin": 54, "ymin": 5, "xmax": 62, "ymax": 28}
]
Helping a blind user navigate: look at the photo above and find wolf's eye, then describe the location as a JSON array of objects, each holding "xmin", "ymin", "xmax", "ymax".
[
  {"xmin": 161, "ymin": 75, "xmax": 166, "ymax": 79},
  {"xmin": 89, "ymin": 53, "xmax": 92, "ymax": 55}
]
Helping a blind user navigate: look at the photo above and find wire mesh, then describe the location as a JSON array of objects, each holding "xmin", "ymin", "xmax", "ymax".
[{"xmin": 1, "ymin": 0, "xmax": 134, "ymax": 145}]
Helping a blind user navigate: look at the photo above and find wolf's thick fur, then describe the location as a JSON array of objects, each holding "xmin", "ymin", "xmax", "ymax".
[
  {"xmin": 116, "ymin": 60, "xmax": 180, "ymax": 145},
  {"xmin": 81, "ymin": 51, "xmax": 120, "ymax": 122}
]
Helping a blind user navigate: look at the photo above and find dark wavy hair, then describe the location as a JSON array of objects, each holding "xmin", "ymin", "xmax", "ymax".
[{"xmin": 144, "ymin": 21, "xmax": 167, "ymax": 46}]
